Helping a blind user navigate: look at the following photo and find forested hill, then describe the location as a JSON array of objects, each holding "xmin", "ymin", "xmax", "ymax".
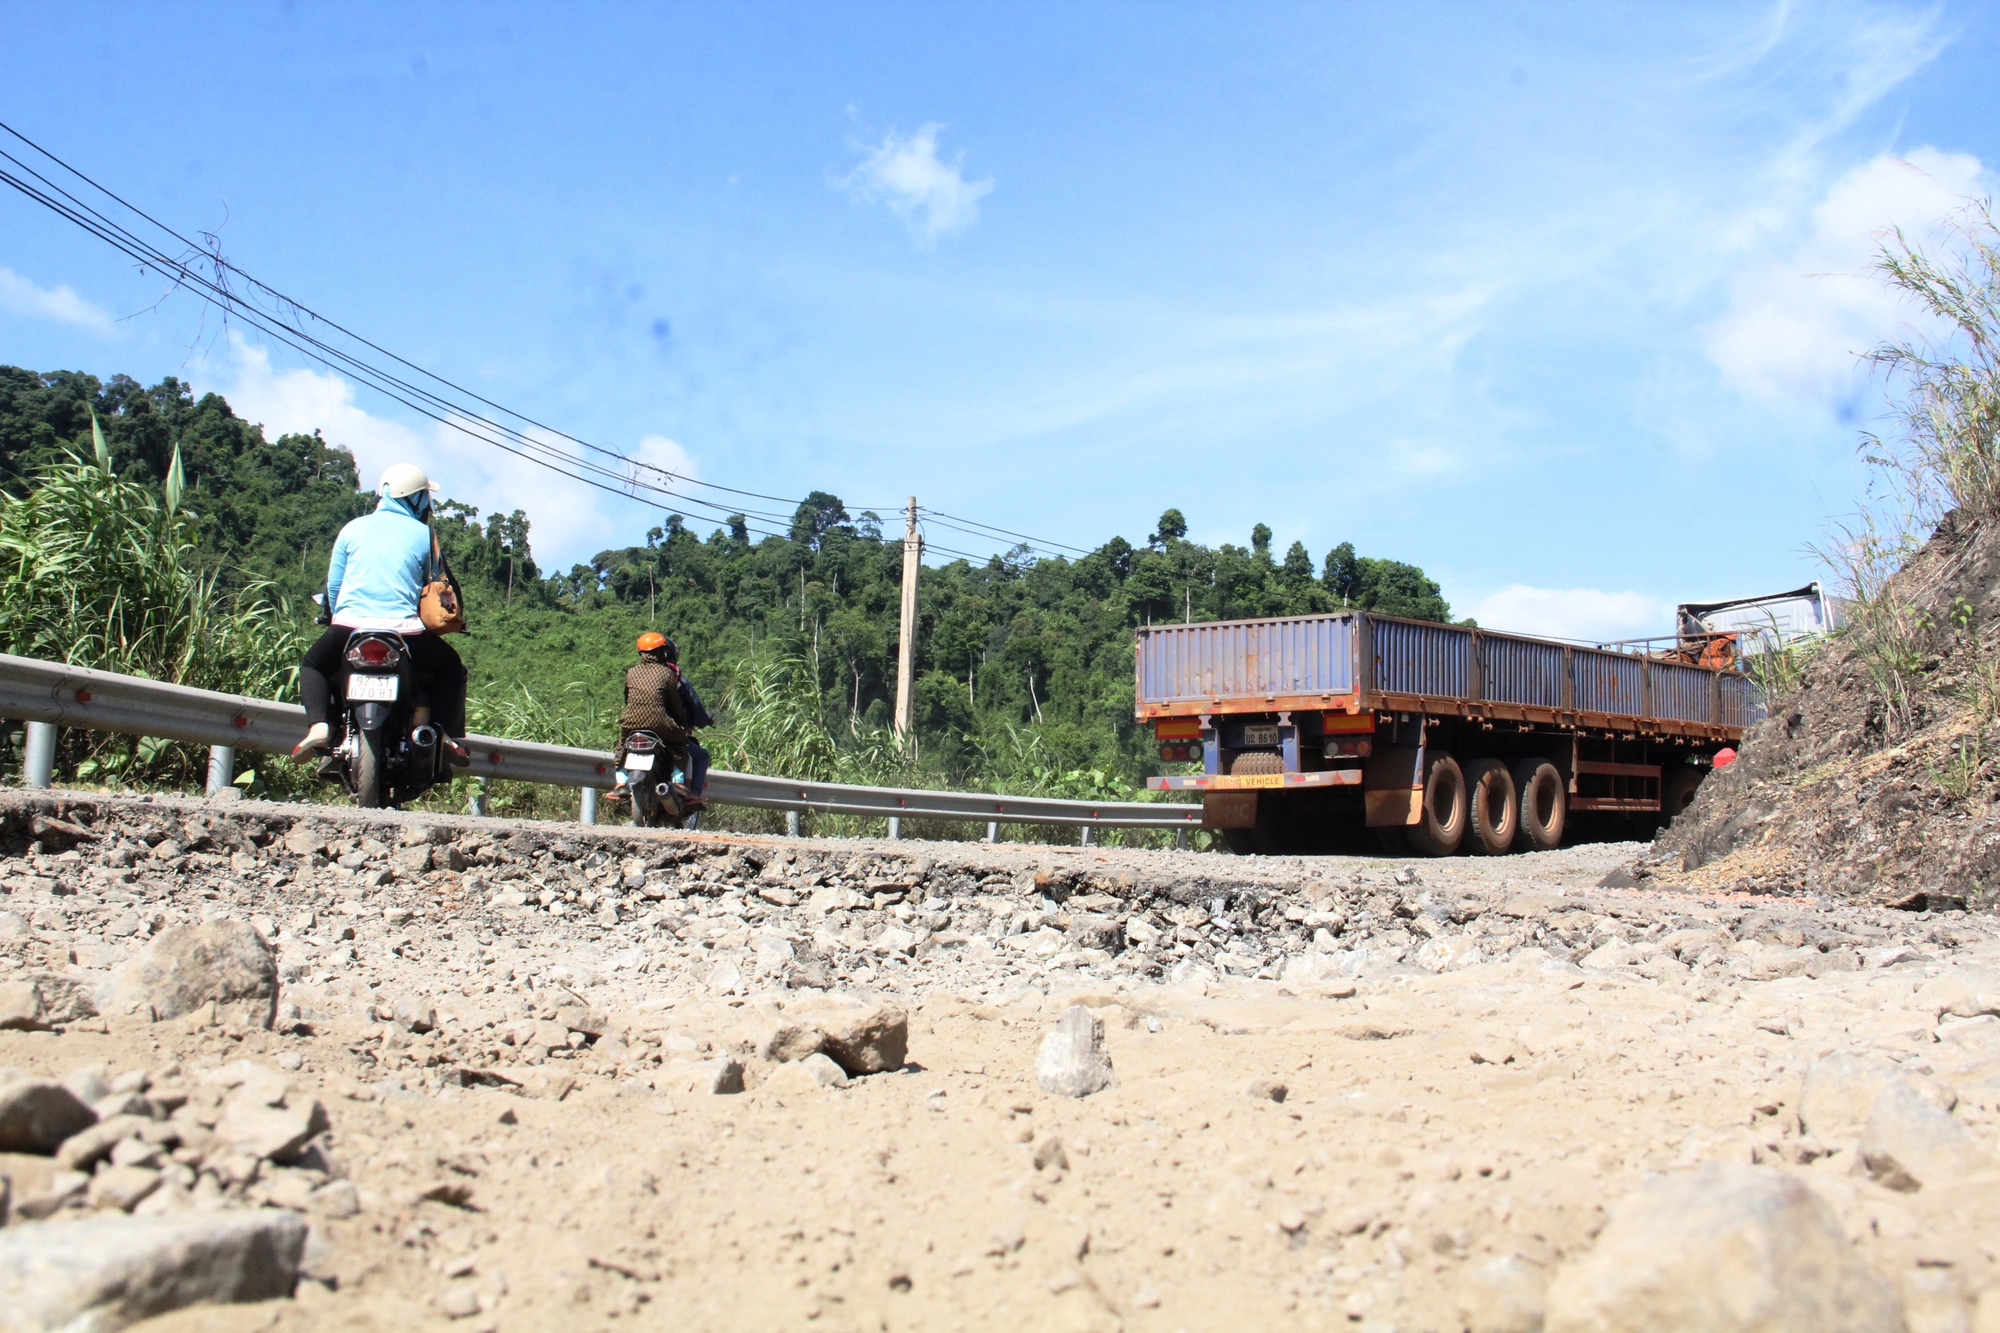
[{"xmin": 0, "ymin": 366, "xmax": 1454, "ymax": 785}]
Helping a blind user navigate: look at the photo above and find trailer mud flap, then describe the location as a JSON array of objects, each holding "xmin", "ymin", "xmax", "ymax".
[
  {"xmin": 1364, "ymin": 744, "xmax": 1424, "ymax": 827},
  {"xmin": 1202, "ymin": 791, "xmax": 1259, "ymax": 829}
]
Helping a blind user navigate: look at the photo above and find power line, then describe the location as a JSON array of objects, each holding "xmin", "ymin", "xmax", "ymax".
[
  {"xmin": 919, "ymin": 507, "xmax": 1094, "ymax": 556},
  {"xmin": 0, "ymin": 122, "xmax": 909, "ymax": 534},
  {"xmin": 0, "ymin": 120, "xmax": 1074, "ymax": 566}
]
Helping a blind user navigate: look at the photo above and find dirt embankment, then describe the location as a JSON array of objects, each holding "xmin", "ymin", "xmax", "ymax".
[{"xmin": 1652, "ymin": 509, "xmax": 2000, "ymax": 909}]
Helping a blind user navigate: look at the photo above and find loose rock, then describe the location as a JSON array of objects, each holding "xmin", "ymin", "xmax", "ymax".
[
  {"xmin": 0, "ymin": 1209, "xmax": 307, "ymax": 1331},
  {"xmin": 106, "ymin": 920, "xmax": 278, "ymax": 1028},
  {"xmin": 816, "ymin": 1002, "xmax": 908, "ymax": 1076},
  {"xmin": 0, "ymin": 1077, "xmax": 97, "ymax": 1154},
  {"xmin": 1036, "ymin": 1005, "xmax": 1116, "ymax": 1098},
  {"xmin": 1543, "ymin": 1163, "xmax": 1901, "ymax": 1332},
  {"xmin": 1859, "ymin": 1079, "xmax": 1993, "ymax": 1191}
]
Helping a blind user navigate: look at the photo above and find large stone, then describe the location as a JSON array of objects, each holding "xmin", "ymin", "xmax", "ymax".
[
  {"xmin": 815, "ymin": 1003, "xmax": 908, "ymax": 1076},
  {"xmin": 105, "ymin": 920, "xmax": 277, "ymax": 1028},
  {"xmin": 552, "ymin": 1005, "xmax": 608, "ymax": 1039},
  {"xmin": 1801, "ymin": 1052, "xmax": 1955, "ymax": 1141},
  {"xmin": 1036, "ymin": 1005, "xmax": 1116, "ymax": 1099},
  {"xmin": 1544, "ymin": 1163, "xmax": 1900, "ymax": 1333},
  {"xmin": 754, "ymin": 1020, "xmax": 826, "ymax": 1064},
  {"xmin": 0, "ymin": 1077, "xmax": 97, "ymax": 1154},
  {"xmin": 86, "ymin": 1165, "xmax": 161, "ymax": 1213},
  {"xmin": 1065, "ymin": 914, "xmax": 1124, "ymax": 953},
  {"xmin": 0, "ymin": 1209, "xmax": 306, "ymax": 1331},
  {"xmin": 53, "ymin": 1115, "xmax": 152, "ymax": 1172},
  {"xmin": 214, "ymin": 1097, "xmax": 328, "ymax": 1163},
  {"xmin": 1859, "ymin": 1079, "xmax": 1995, "ymax": 1191},
  {"xmin": 0, "ymin": 977, "xmax": 97, "ymax": 1031}
]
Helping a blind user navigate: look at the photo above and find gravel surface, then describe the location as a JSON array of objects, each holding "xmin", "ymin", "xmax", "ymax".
[{"xmin": 4, "ymin": 789, "xmax": 2000, "ymax": 1330}]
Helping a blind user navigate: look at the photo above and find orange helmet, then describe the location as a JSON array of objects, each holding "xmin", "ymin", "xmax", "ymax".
[{"xmin": 636, "ymin": 631, "xmax": 668, "ymax": 654}]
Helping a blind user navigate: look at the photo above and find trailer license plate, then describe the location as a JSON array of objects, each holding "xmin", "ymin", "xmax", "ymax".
[
  {"xmin": 346, "ymin": 674, "xmax": 399, "ymax": 702},
  {"xmin": 626, "ymin": 753, "xmax": 654, "ymax": 771},
  {"xmin": 1243, "ymin": 725, "xmax": 1279, "ymax": 747}
]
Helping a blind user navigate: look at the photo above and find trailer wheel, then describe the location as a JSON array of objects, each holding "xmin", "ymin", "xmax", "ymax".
[
  {"xmin": 1662, "ymin": 766, "xmax": 1705, "ymax": 824},
  {"xmin": 1465, "ymin": 759, "xmax": 1518, "ymax": 855},
  {"xmin": 1512, "ymin": 758, "xmax": 1566, "ymax": 851},
  {"xmin": 1406, "ymin": 752, "xmax": 1467, "ymax": 856}
]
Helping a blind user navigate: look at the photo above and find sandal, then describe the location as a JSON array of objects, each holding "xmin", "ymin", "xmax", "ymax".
[{"xmin": 291, "ymin": 723, "xmax": 330, "ymax": 760}]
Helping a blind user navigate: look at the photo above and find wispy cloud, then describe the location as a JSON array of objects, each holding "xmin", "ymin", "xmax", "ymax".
[
  {"xmin": 0, "ymin": 266, "xmax": 116, "ymax": 334},
  {"xmin": 1470, "ymin": 585, "xmax": 1671, "ymax": 643},
  {"xmin": 1705, "ymin": 148, "xmax": 1994, "ymax": 415},
  {"xmin": 840, "ymin": 123, "xmax": 993, "ymax": 242}
]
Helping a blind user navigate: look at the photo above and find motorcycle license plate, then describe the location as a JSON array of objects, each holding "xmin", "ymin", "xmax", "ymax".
[
  {"xmin": 625, "ymin": 753, "xmax": 655, "ymax": 771},
  {"xmin": 1243, "ymin": 724, "xmax": 1280, "ymax": 747},
  {"xmin": 347, "ymin": 674, "xmax": 399, "ymax": 702}
]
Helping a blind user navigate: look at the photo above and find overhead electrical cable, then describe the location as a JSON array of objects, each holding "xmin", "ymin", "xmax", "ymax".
[
  {"xmin": 919, "ymin": 507, "xmax": 1094, "ymax": 556},
  {"xmin": 0, "ymin": 141, "xmax": 818, "ymax": 542},
  {"xmin": 0, "ymin": 120, "xmax": 904, "ymax": 521},
  {"xmin": 0, "ymin": 120, "xmax": 1081, "ymax": 561}
]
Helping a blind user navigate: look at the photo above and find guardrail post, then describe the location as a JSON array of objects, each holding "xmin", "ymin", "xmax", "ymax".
[
  {"xmin": 985, "ymin": 821, "xmax": 998, "ymax": 843},
  {"xmin": 580, "ymin": 787, "xmax": 598, "ymax": 825},
  {"xmin": 1081, "ymin": 825, "xmax": 1094, "ymax": 848},
  {"xmin": 23, "ymin": 721, "xmax": 55, "ymax": 789},
  {"xmin": 887, "ymin": 816, "xmax": 902, "ymax": 840},
  {"xmin": 786, "ymin": 810, "xmax": 800, "ymax": 837},
  {"xmin": 205, "ymin": 745, "xmax": 235, "ymax": 797},
  {"xmin": 467, "ymin": 777, "xmax": 489, "ymax": 818},
  {"xmin": 1175, "ymin": 828, "xmax": 1189, "ymax": 850}
]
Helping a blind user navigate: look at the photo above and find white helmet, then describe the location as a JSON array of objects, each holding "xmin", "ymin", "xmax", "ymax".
[{"xmin": 377, "ymin": 463, "xmax": 439, "ymax": 500}]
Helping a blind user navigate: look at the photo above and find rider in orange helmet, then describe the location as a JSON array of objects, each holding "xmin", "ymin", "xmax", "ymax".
[{"xmin": 608, "ymin": 632, "xmax": 689, "ymax": 800}]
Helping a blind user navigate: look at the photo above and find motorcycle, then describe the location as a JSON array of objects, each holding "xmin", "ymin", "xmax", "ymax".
[
  {"xmin": 327, "ymin": 631, "xmax": 451, "ymax": 809},
  {"xmin": 622, "ymin": 728, "xmax": 701, "ymax": 829}
]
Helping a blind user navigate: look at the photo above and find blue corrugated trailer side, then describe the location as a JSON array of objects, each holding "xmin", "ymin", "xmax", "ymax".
[{"xmin": 1136, "ymin": 611, "xmax": 1761, "ymax": 856}]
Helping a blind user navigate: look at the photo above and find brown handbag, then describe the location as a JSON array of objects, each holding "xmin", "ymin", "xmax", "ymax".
[{"xmin": 419, "ymin": 531, "xmax": 467, "ymax": 636}]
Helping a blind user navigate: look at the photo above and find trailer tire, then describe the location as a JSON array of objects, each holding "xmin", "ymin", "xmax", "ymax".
[
  {"xmin": 1406, "ymin": 752, "xmax": 1467, "ymax": 857},
  {"xmin": 1512, "ymin": 758, "xmax": 1566, "ymax": 851},
  {"xmin": 1662, "ymin": 765, "xmax": 1705, "ymax": 824},
  {"xmin": 1465, "ymin": 758, "xmax": 1518, "ymax": 855}
]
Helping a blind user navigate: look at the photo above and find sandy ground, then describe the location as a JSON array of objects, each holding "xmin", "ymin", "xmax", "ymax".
[{"xmin": 4, "ymin": 791, "xmax": 1999, "ymax": 1332}]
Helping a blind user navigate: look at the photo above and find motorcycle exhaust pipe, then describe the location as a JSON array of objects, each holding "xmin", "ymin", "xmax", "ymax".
[
  {"xmin": 654, "ymin": 782, "xmax": 674, "ymax": 799},
  {"xmin": 410, "ymin": 724, "xmax": 439, "ymax": 749}
]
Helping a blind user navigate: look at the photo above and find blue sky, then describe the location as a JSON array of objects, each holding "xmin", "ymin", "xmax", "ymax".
[{"xmin": 3, "ymin": 1, "xmax": 1996, "ymax": 640}]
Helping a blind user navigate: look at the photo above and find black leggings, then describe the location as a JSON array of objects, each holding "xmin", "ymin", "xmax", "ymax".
[{"xmin": 300, "ymin": 626, "xmax": 467, "ymax": 737}]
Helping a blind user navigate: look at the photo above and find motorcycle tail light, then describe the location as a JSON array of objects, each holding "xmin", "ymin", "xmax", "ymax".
[
  {"xmin": 346, "ymin": 637, "xmax": 399, "ymax": 669},
  {"xmin": 627, "ymin": 733, "xmax": 658, "ymax": 752}
]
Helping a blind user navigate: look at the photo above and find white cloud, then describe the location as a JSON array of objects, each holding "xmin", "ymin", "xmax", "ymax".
[
  {"xmin": 201, "ymin": 334, "xmax": 697, "ymax": 570},
  {"xmin": 634, "ymin": 433, "xmax": 699, "ymax": 484},
  {"xmin": 1470, "ymin": 585, "xmax": 1670, "ymax": 644},
  {"xmin": 0, "ymin": 267, "xmax": 116, "ymax": 334},
  {"xmin": 1705, "ymin": 148, "xmax": 1993, "ymax": 413},
  {"xmin": 841, "ymin": 123, "xmax": 993, "ymax": 242}
]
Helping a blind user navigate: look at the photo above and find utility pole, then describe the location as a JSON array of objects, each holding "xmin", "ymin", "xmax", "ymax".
[{"xmin": 893, "ymin": 497, "xmax": 920, "ymax": 744}]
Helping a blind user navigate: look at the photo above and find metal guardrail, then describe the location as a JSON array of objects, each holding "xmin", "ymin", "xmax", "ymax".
[{"xmin": 0, "ymin": 653, "xmax": 1200, "ymax": 831}]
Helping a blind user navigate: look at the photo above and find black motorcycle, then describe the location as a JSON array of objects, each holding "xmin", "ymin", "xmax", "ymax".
[
  {"xmin": 622, "ymin": 728, "xmax": 698, "ymax": 829},
  {"xmin": 328, "ymin": 632, "xmax": 451, "ymax": 808}
]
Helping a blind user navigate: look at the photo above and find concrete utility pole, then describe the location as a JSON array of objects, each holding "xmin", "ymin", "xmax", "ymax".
[{"xmin": 893, "ymin": 497, "xmax": 921, "ymax": 743}]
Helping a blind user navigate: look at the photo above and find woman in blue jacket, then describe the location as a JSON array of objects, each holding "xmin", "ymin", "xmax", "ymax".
[{"xmin": 293, "ymin": 464, "xmax": 469, "ymax": 765}]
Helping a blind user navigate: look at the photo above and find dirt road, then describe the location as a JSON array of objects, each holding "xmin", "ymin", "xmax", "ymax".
[{"xmin": 3, "ymin": 791, "xmax": 1997, "ymax": 1332}]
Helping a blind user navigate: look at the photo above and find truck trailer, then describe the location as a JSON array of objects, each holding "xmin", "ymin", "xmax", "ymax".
[{"xmin": 1135, "ymin": 611, "xmax": 1765, "ymax": 855}]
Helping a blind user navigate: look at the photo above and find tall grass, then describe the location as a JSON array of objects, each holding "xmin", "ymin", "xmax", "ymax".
[
  {"xmin": 1813, "ymin": 199, "xmax": 2000, "ymax": 737},
  {"xmin": 0, "ymin": 452, "xmax": 312, "ymax": 791}
]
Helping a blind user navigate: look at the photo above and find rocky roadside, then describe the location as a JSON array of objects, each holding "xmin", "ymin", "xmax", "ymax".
[{"xmin": 1, "ymin": 790, "xmax": 2000, "ymax": 1329}]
